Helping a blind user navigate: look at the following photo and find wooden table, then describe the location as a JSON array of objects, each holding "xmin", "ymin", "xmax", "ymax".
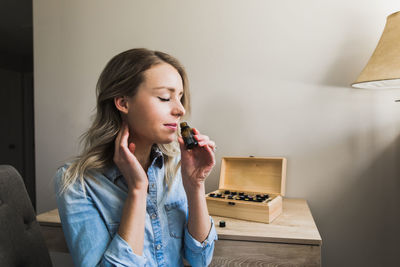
[{"xmin": 37, "ymin": 198, "xmax": 322, "ymax": 266}]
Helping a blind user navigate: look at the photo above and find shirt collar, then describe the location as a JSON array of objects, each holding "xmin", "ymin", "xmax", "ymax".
[
  {"xmin": 104, "ymin": 144, "xmax": 164, "ymax": 183},
  {"xmin": 150, "ymin": 144, "xmax": 164, "ymax": 169}
]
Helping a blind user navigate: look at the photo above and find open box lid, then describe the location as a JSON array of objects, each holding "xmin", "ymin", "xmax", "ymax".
[{"xmin": 219, "ymin": 157, "xmax": 287, "ymax": 196}]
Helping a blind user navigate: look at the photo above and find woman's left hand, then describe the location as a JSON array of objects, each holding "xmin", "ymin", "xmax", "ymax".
[{"xmin": 178, "ymin": 128, "xmax": 216, "ymax": 190}]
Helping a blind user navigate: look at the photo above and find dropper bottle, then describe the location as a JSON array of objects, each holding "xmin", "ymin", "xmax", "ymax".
[{"xmin": 180, "ymin": 122, "xmax": 198, "ymax": 149}]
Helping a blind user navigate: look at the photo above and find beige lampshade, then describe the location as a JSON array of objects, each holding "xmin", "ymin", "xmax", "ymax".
[{"xmin": 352, "ymin": 11, "xmax": 400, "ymax": 89}]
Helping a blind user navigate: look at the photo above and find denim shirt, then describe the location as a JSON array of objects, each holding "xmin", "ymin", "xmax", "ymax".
[{"xmin": 54, "ymin": 147, "xmax": 217, "ymax": 267}]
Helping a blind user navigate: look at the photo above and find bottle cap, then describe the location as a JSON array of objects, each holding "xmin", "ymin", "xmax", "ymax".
[
  {"xmin": 219, "ymin": 220, "xmax": 226, "ymax": 227},
  {"xmin": 180, "ymin": 122, "xmax": 189, "ymax": 129}
]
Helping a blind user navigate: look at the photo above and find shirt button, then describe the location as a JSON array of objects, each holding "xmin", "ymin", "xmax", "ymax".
[
  {"xmin": 151, "ymin": 213, "xmax": 157, "ymax": 220},
  {"xmin": 151, "ymin": 183, "xmax": 155, "ymax": 188},
  {"xmin": 156, "ymin": 244, "xmax": 162, "ymax": 250},
  {"xmin": 203, "ymin": 240, "xmax": 208, "ymax": 246}
]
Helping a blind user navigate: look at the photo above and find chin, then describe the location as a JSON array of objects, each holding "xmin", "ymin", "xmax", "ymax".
[{"xmin": 156, "ymin": 135, "xmax": 176, "ymax": 145}]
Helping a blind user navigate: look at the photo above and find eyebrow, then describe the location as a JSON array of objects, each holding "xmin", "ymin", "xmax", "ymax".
[{"xmin": 152, "ymin": 86, "xmax": 184, "ymax": 95}]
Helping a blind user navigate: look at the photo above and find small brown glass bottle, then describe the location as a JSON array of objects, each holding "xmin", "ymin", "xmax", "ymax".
[{"xmin": 180, "ymin": 122, "xmax": 198, "ymax": 149}]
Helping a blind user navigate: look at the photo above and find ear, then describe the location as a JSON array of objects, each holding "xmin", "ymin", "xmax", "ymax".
[{"xmin": 114, "ymin": 96, "xmax": 129, "ymax": 114}]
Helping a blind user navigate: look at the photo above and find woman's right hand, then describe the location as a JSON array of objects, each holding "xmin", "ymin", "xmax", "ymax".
[{"xmin": 113, "ymin": 121, "xmax": 148, "ymax": 192}]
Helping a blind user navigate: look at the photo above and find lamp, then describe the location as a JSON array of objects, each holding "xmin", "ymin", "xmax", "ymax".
[{"xmin": 352, "ymin": 11, "xmax": 400, "ymax": 89}]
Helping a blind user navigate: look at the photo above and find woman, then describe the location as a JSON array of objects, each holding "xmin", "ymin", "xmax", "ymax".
[{"xmin": 54, "ymin": 48, "xmax": 218, "ymax": 267}]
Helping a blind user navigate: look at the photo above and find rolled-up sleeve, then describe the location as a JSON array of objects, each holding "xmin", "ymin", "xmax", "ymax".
[
  {"xmin": 103, "ymin": 233, "xmax": 146, "ymax": 266},
  {"xmin": 54, "ymin": 166, "xmax": 146, "ymax": 267},
  {"xmin": 183, "ymin": 216, "xmax": 218, "ymax": 267}
]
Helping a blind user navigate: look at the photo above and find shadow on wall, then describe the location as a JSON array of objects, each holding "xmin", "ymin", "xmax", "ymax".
[
  {"xmin": 321, "ymin": 38, "xmax": 368, "ymax": 88},
  {"xmin": 320, "ymin": 13, "xmax": 381, "ymax": 88},
  {"xmin": 316, "ymin": 132, "xmax": 400, "ymax": 267}
]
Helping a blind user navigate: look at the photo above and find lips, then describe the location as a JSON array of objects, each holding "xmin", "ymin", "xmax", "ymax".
[{"xmin": 164, "ymin": 123, "xmax": 177, "ymax": 130}]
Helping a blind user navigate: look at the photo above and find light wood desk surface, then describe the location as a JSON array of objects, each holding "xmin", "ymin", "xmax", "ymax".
[{"xmin": 37, "ymin": 198, "xmax": 322, "ymax": 266}]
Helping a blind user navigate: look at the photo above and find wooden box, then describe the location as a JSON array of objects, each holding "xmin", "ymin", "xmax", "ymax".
[{"xmin": 206, "ymin": 157, "xmax": 287, "ymax": 223}]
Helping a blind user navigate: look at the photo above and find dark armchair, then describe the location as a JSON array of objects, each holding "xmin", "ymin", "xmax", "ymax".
[{"xmin": 0, "ymin": 165, "xmax": 52, "ymax": 266}]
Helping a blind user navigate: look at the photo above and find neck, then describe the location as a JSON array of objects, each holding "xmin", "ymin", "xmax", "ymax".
[{"xmin": 128, "ymin": 134, "xmax": 153, "ymax": 172}]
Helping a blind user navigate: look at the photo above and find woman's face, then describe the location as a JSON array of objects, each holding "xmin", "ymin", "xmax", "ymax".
[{"xmin": 124, "ymin": 63, "xmax": 185, "ymax": 145}]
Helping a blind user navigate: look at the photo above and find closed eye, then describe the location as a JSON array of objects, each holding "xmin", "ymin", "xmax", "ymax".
[{"xmin": 158, "ymin": 97, "xmax": 170, "ymax": 102}]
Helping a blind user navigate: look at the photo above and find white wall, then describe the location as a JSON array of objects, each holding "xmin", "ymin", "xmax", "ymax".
[{"xmin": 34, "ymin": 1, "xmax": 400, "ymax": 266}]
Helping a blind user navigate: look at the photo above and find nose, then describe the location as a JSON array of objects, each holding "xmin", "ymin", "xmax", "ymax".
[{"xmin": 172, "ymin": 100, "xmax": 185, "ymax": 117}]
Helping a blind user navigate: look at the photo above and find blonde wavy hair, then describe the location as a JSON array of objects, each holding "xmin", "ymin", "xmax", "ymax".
[{"xmin": 58, "ymin": 48, "xmax": 190, "ymax": 194}]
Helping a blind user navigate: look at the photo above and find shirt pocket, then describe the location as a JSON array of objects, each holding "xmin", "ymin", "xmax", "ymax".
[{"xmin": 164, "ymin": 199, "xmax": 187, "ymax": 239}]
